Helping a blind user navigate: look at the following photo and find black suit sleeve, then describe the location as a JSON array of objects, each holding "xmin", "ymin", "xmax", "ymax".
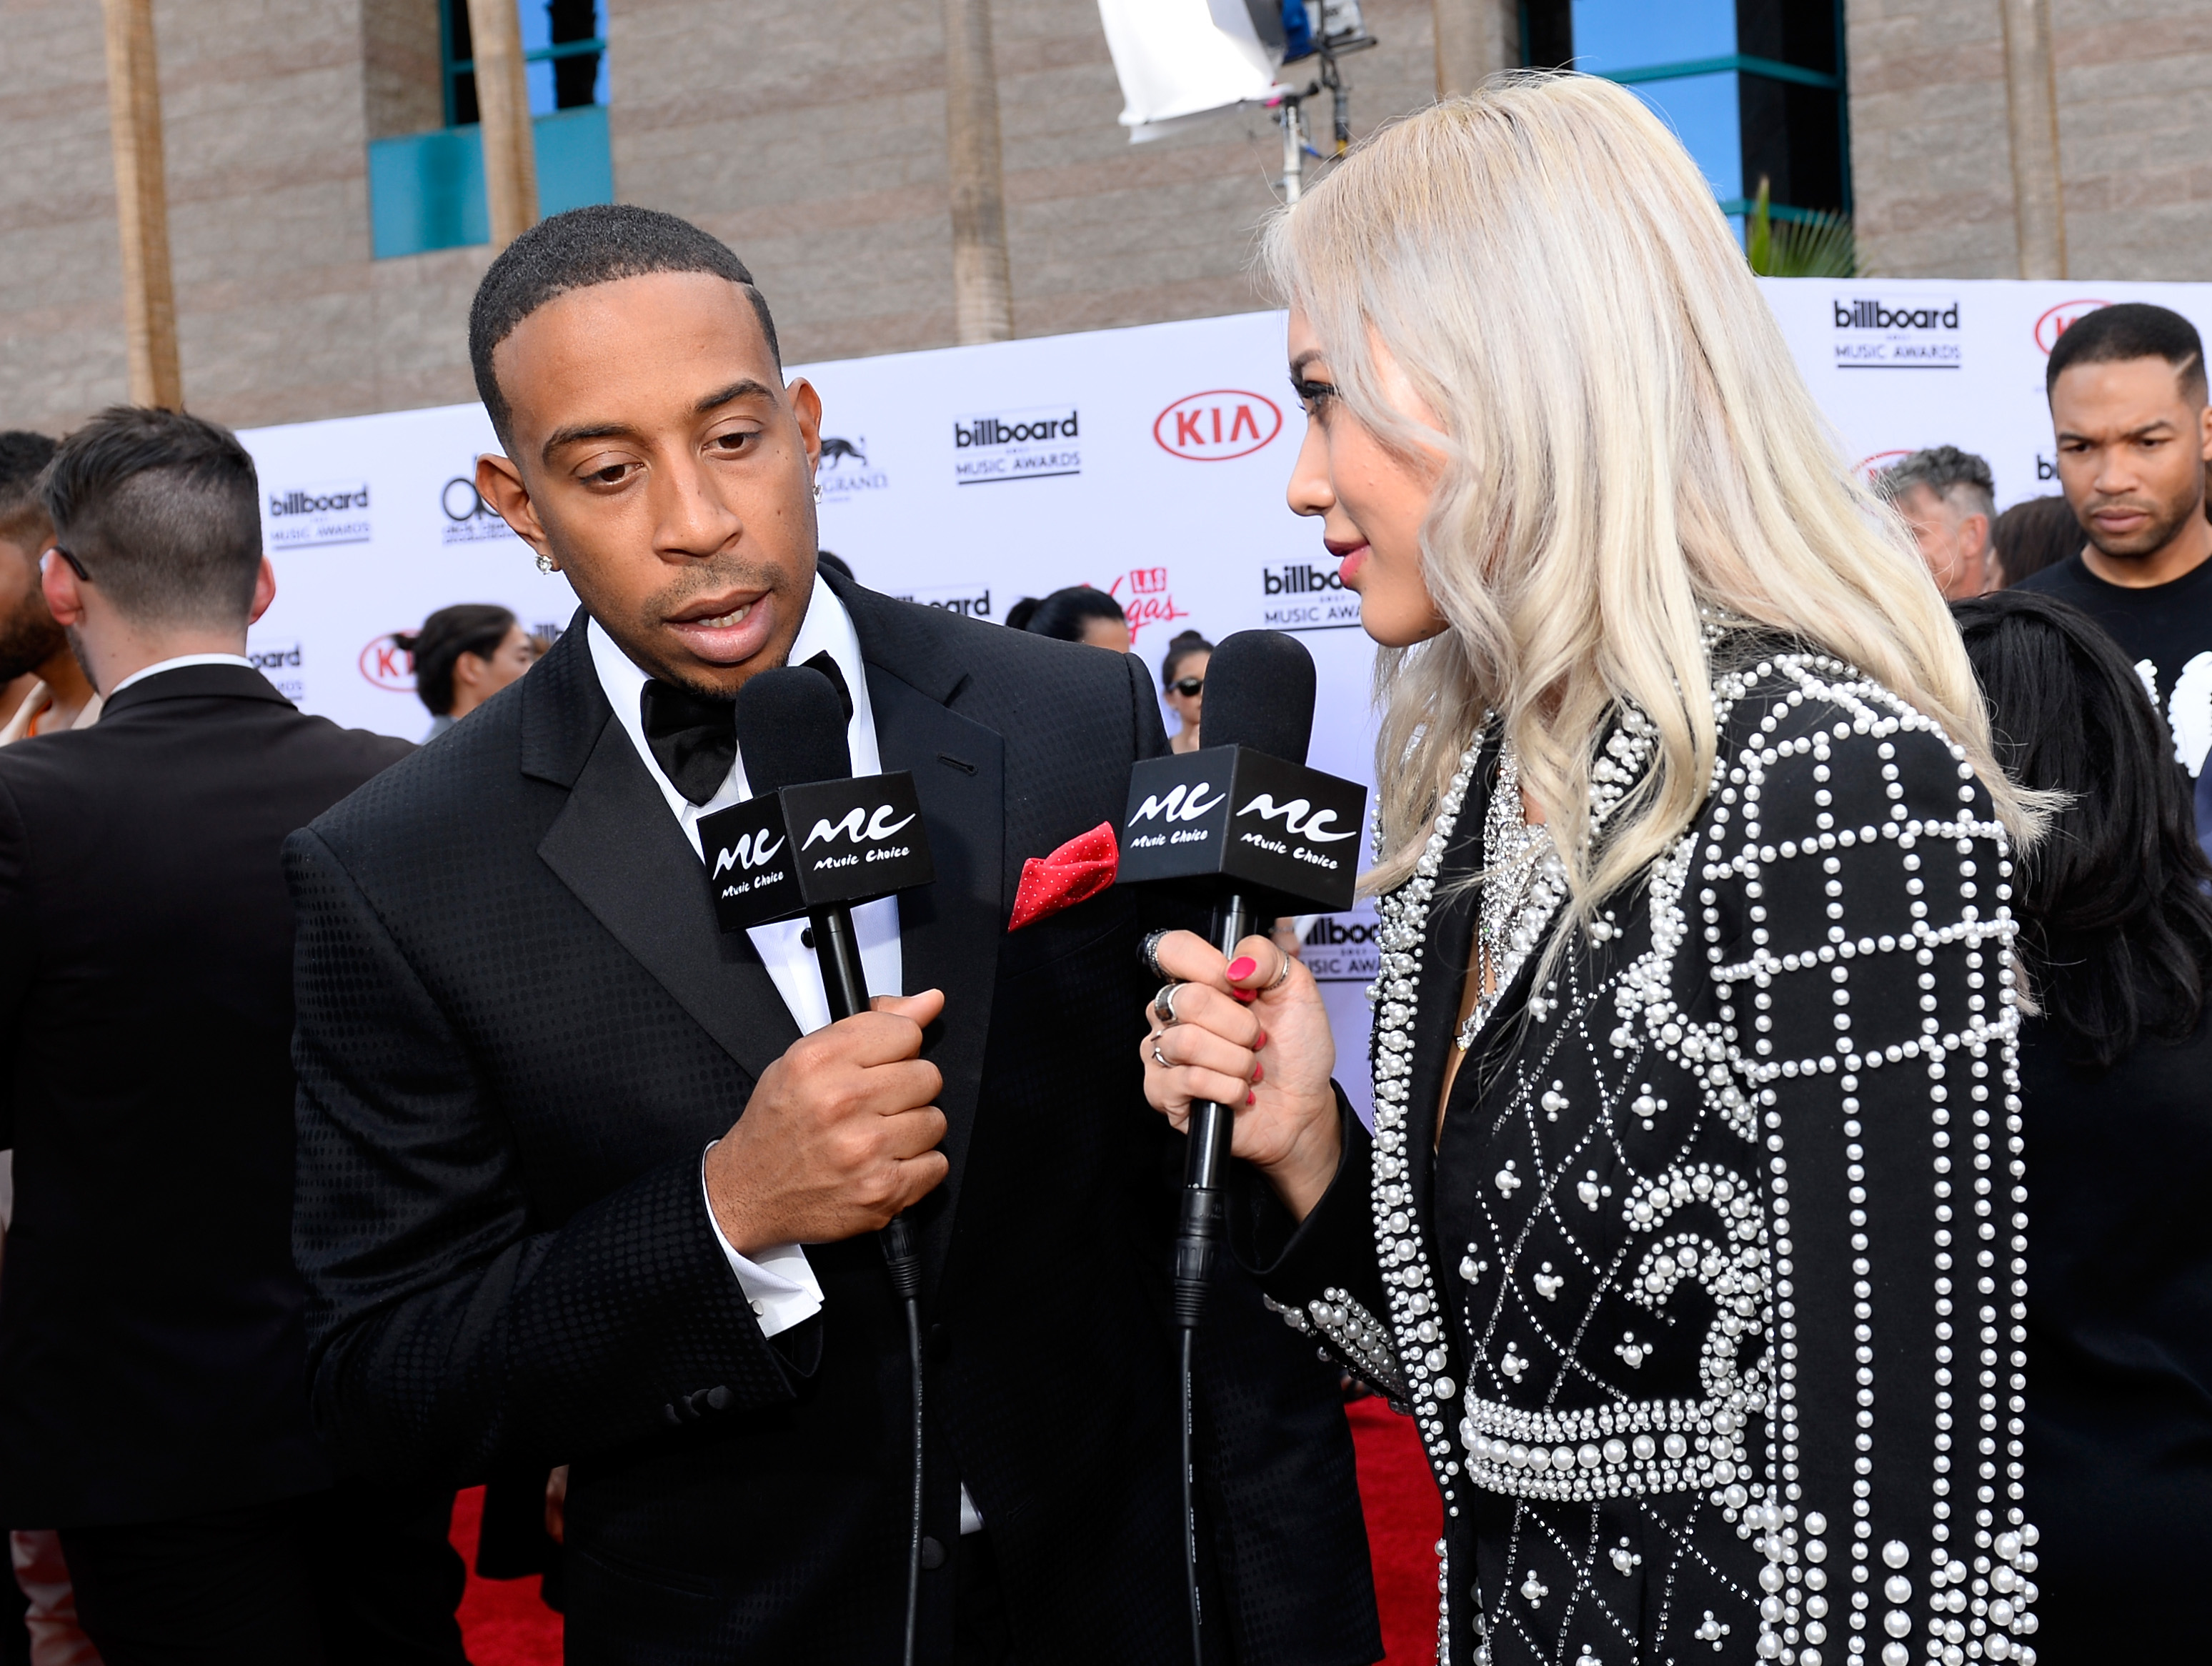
[
  {"xmin": 287, "ymin": 827, "xmax": 800, "ymax": 1484},
  {"xmin": 1226, "ymin": 1089, "xmax": 1405, "ymax": 1401}
]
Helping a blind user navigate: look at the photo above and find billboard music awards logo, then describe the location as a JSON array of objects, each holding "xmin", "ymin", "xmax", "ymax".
[
  {"xmin": 1152, "ymin": 390, "xmax": 1282, "ymax": 461},
  {"xmin": 1105, "ymin": 566, "xmax": 1187, "ymax": 643},
  {"xmin": 247, "ymin": 641, "xmax": 304, "ymax": 702},
  {"xmin": 440, "ymin": 476, "xmax": 519, "ymax": 545},
  {"xmin": 265, "ymin": 481, "xmax": 371, "ymax": 550},
  {"xmin": 1297, "ymin": 908, "xmax": 1380, "ymax": 986},
  {"xmin": 1832, "ymin": 296, "xmax": 1963, "ymax": 369},
  {"xmin": 952, "ymin": 406, "xmax": 1080, "ymax": 486},
  {"xmin": 890, "ymin": 582, "xmax": 994, "ymax": 619},
  {"xmin": 1259, "ymin": 561, "xmax": 1361, "ymax": 633},
  {"xmin": 2035, "ymin": 299, "xmax": 2110, "ymax": 354},
  {"xmin": 817, "ymin": 434, "xmax": 889, "ymax": 502}
]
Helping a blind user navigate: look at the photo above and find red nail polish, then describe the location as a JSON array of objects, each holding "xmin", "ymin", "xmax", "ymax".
[
  {"xmin": 1232, "ymin": 989, "xmax": 1255, "ymax": 1004},
  {"xmin": 1255, "ymin": 1030, "xmax": 1268, "ymax": 1049},
  {"xmin": 1252, "ymin": 1063, "xmax": 1265, "ymax": 1084},
  {"xmin": 1247, "ymin": 1091, "xmax": 1255, "ymax": 1105},
  {"xmin": 1227, "ymin": 957, "xmax": 1257, "ymax": 981}
]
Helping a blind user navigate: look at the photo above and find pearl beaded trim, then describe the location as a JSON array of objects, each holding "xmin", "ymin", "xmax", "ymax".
[{"xmin": 1344, "ymin": 651, "xmax": 2038, "ymax": 1666}]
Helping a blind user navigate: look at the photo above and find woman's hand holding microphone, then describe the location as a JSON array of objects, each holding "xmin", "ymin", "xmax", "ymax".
[{"xmin": 1140, "ymin": 929, "xmax": 1343, "ymax": 1221}]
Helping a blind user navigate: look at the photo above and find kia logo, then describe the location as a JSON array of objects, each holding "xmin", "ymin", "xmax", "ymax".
[
  {"xmin": 1153, "ymin": 391, "xmax": 1282, "ymax": 462},
  {"xmin": 2035, "ymin": 296, "xmax": 2106, "ymax": 351},
  {"xmin": 1856, "ymin": 448, "xmax": 1913, "ymax": 483},
  {"xmin": 359, "ymin": 634, "xmax": 416, "ymax": 692},
  {"xmin": 2034, "ymin": 299, "xmax": 2110, "ymax": 355}
]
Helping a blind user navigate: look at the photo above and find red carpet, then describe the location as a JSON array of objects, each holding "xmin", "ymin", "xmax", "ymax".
[{"xmin": 452, "ymin": 1406, "xmax": 1442, "ymax": 1665}]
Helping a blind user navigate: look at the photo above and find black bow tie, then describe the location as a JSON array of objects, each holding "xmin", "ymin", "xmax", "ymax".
[{"xmin": 639, "ymin": 652, "xmax": 854, "ymax": 808}]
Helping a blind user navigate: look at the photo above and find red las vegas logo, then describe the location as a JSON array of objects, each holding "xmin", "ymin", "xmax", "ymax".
[{"xmin": 1153, "ymin": 390, "xmax": 1283, "ymax": 461}]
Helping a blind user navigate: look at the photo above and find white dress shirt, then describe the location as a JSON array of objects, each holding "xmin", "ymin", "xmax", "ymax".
[
  {"xmin": 108, "ymin": 652, "xmax": 256, "ymax": 697},
  {"xmin": 586, "ymin": 577, "xmax": 900, "ymax": 1336}
]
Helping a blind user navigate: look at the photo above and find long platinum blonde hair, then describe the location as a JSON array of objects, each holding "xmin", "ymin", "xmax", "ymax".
[{"xmin": 1260, "ymin": 74, "xmax": 2035, "ymax": 914}]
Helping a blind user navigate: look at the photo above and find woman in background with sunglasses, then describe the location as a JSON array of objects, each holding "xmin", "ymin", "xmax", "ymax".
[{"xmin": 1160, "ymin": 629, "xmax": 1210, "ymax": 753}]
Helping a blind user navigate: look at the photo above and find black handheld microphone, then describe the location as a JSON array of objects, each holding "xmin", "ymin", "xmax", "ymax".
[
  {"xmin": 711, "ymin": 664, "xmax": 932, "ymax": 1666},
  {"xmin": 1115, "ymin": 629, "xmax": 1365, "ymax": 1663},
  {"xmin": 1117, "ymin": 629, "xmax": 1362, "ymax": 1328}
]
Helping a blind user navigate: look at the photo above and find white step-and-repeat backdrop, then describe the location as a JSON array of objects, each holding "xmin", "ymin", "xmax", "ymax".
[{"xmin": 236, "ymin": 279, "xmax": 2212, "ymax": 1120}]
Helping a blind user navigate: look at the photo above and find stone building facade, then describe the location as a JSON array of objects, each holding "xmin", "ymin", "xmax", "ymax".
[
  {"xmin": 0, "ymin": 0, "xmax": 2206, "ymax": 437},
  {"xmin": 1846, "ymin": 0, "xmax": 2212, "ymax": 280}
]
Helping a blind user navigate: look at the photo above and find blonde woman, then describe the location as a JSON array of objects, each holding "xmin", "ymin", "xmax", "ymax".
[{"xmin": 1142, "ymin": 76, "xmax": 2042, "ymax": 1665}]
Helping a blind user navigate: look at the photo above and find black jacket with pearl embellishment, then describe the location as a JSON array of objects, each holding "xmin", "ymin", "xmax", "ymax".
[{"xmin": 1239, "ymin": 647, "xmax": 2041, "ymax": 1666}]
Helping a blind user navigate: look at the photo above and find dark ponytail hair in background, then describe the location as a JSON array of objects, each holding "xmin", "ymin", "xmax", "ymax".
[
  {"xmin": 1005, "ymin": 586, "xmax": 1125, "ymax": 642},
  {"xmin": 1160, "ymin": 629, "xmax": 1211, "ymax": 686},
  {"xmin": 1953, "ymin": 589, "xmax": 2212, "ymax": 1066},
  {"xmin": 394, "ymin": 603, "xmax": 517, "ymax": 717}
]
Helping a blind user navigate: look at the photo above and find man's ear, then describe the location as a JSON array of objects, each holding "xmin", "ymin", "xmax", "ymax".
[
  {"xmin": 1962, "ymin": 512, "xmax": 1991, "ymax": 560},
  {"xmin": 787, "ymin": 376, "xmax": 823, "ymax": 476},
  {"xmin": 477, "ymin": 452, "xmax": 554, "ymax": 567},
  {"xmin": 39, "ymin": 550, "xmax": 85, "ymax": 629},
  {"xmin": 248, "ymin": 556, "xmax": 277, "ymax": 625}
]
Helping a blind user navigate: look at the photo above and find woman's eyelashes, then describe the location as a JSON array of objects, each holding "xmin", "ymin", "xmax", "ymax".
[{"xmin": 1292, "ymin": 374, "xmax": 1337, "ymax": 415}]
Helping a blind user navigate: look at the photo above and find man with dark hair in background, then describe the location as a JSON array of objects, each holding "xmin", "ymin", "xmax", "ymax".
[
  {"xmin": 2018, "ymin": 301, "xmax": 2212, "ymax": 838},
  {"xmin": 0, "ymin": 407, "xmax": 436, "ymax": 1665},
  {"xmin": 287, "ymin": 204, "xmax": 1377, "ymax": 1663},
  {"xmin": 1877, "ymin": 444, "xmax": 1998, "ymax": 599},
  {"xmin": 0, "ymin": 434, "xmax": 98, "ymax": 742}
]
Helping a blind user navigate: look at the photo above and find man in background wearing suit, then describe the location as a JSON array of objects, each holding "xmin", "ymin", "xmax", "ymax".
[
  {"xmin": 289, "ymin": 205, "xmax": 1377, "ymax": 1663},
  {"xmin": 0, "ymin": 408, "xmax": 437, "ymax": 1664}
]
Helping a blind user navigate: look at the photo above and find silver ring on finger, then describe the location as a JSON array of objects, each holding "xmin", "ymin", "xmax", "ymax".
[
  {"xmin": 1150, "ymin": 1038, "xmax": 1170, "ymax": 1068},
  {"xmin": 1268, "ymin": 948, "xmax": 1294, "ymax": 990},
  {"xmin": 1152, "ymin": 982, "xmax": 1184, "ymax": 1025}
]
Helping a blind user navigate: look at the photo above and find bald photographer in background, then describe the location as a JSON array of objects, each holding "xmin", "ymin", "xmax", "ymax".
[{"xmin": 0, "ymin": 408, "xmax": 450, "ymax": 1665}]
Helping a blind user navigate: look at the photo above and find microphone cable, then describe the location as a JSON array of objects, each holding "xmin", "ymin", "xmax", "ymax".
[
  {"xmin": 1172, "ymin": 888, "xmax": 1257, "ymax": 1666},
  {"xmin": 809, "ymin": 903, "xmax": 925, "ymax": 1666}
]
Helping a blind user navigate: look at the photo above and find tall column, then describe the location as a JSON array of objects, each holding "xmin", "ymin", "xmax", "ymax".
[
  {"xmin": 1998, "ymin": 0, "xmax": 2066, "ymax": 279},
  {"xmin": 100, "ymin": 0, "xmax": 181, "ymax": 409},
  {"xmin": 1432, "ymin": 0, "xmax": 1512, "ymax": 101},
  {"xmin": 942, "ymin": 0, "xmax": 1014, "ymax": 344},
  {"xmin": 467, "ymin": 0, "xmax": 540, "ymax": 249}
]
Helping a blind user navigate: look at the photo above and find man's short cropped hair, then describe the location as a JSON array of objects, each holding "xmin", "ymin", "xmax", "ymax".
[
  {"xmin": 2046, "ymin": 301, "xmax": 2208, "ymax": 404},
  {"xmin": 0, "ymin": 431, "xmax": 59, "ymax": 543},
  {"xmin": 1876, "ymin": 445, "xmax": 1996, "ymax": 524},
  {"xmin": 468, "ymin": 204, "xmax": 782, "ymax": 446},
  {"xmin": 36, "ymin": 406, "xmax": 262, "ymax": 627}
]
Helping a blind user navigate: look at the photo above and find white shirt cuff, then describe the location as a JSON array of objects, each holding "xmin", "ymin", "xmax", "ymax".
[{"xmin": 701, "ymin": 1144, "xmax": 824, "ymax": 1338}]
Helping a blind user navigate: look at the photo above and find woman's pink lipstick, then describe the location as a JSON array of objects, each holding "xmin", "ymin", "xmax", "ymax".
[{"xmin": 1330, "ymin": 543, "xmax": 1370, "ymax": 586}]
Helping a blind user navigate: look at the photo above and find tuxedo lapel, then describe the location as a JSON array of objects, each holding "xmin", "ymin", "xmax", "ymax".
[
  {"xmin": 537, "ymin": 714, "xmax": 801, "ymax": 1085},
  {"xmin": 865, "ymin": 663, "xmax": 1005, "ymax": 1292}
]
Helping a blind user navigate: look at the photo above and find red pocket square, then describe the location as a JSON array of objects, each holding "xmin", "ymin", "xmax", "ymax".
[{"xmin": 1009, "ymin": 822, "xmax": 1120, "ymax": 932}]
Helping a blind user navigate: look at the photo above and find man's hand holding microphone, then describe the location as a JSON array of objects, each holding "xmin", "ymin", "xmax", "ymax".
[{"xmin": 706, "ymin": 989, "xmax": 948, "ymax": 1256}]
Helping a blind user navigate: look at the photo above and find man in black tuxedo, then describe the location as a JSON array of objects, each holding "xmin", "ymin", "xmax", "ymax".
[
  {"xmin": 289, "ymin": 204, "xmax": 1377, "ymax": 1662},
  {"xmin": 0, "ymin": 408, "xmax": 426, "ymax": 1661}
]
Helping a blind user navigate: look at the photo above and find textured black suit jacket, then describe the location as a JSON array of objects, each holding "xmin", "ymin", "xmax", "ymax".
[
  {"xmin": 288, "ymin": 576, "xmax": 1377, "ymax": 1664},
  {"xmin": 0, "ymin": 664, "xmax": 411, "ymax": 1528}
]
